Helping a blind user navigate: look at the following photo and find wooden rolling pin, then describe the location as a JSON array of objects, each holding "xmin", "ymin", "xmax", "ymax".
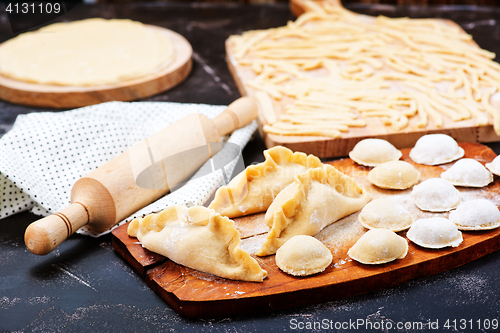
[{"xmin": 25, "ymin": 97, "xmax": 258, "ymax": 255}]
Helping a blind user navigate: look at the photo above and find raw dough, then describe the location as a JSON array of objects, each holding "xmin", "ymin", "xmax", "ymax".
[
  {"xmin": 411, "ymin": 178, "xmax": 460, "ymax": 212},
  {"xmin": 0, "ymin": 18, "xmax": 175, "ymax": 86},
  {"xmin": 485, "ymin": 155, "xmax": 500, "ymax": 176},
  {"xmin": 349, "ymin": 139, "xmax": 402, "ymax": 167},
  {"xmin": 441, "ymin": 158, "xmax": 493, "ymax": 187},
  {"xmin": 347, "ymin": 229, "xmax": 408, "ymax": 265},
  {"xmin": 275, "ymin": 235, "xmax": 333, "ymax": 276},
  {"xmin": 127, "ymin": 205, "xmax": 267, "ymax": 282},
  {"xmin": 407, "ymin": 217, "xmax": 463, "ymax": 249},
  {"xmin": 209, "ymin": 146, "xmax": 322, "ymax": 218},
  {"xmin": 230, "ymin": 8, "xmax": 500, "ymax": 135},
  {"xmin": 256, "ymin": 164, "xmax": 371, "ymax": 256},
  {"xmin": 449, "ymin": 199, "xmax": 500, "ymax": 230},
  {"xmin": 409, "ymin": 134, "xmax": 464, "ymax": 165},
  {"xmin": 358, "ymin": 198, "xmax": 414, "ymax": 232},
  {"xmin": 367, "ymin": 160, "xmax": 420, "ymax": 190}
]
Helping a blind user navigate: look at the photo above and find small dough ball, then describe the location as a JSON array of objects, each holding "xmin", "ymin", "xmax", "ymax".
[
  {"xmin": 449, "ymin": 199, "xmax": 500, "ymax": 230},
  {"xmin": 349, "ymin": 139, "xmax": 402, "ymax": 167},
  {"xmin": 411, "ymin": 178, "xmax": 460, "ymax": 212},
  {"xmin": 407, "ymin": 217, "xmax": 463, "ymax": 249},
  {"xmin": 409, "ymin": 134, "xmax": 464, "ymax": 165},
  {"xmin": 347, "ymin": 229, "xmax": 408, "ymax": 265},
  {"xmin": 441, "ymin": 158, "xmax": 493, "ymax": 187},
  {"xmin": 368, "ymin": 161, "xmax": 420, "ymax": 190},
  {"xmin": 275, "ymin": 235, "xmax": 333, "ymax": 276},
  {"xmin": 358, "ymin": 198, "xmax": 414, "ymax": 232},
  {"xmin": 485, "ymin": 155, "xmax": 500, "ymax": 177}
]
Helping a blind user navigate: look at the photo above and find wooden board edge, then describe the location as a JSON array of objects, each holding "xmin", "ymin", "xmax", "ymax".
[
  {"xmin": 264, "ymin": 125, "xmax": 479, "ymax": 159},
  {"xmin": 111, "ymin": 222, "xmax": 167, "ymax": 278},
  {"xmin": 110, "ymin": 143, "xmax": 500, "ymax": 318},
  {"xmin": 144, "ymin": 230, "xmax": 500, "ymax": 318}
]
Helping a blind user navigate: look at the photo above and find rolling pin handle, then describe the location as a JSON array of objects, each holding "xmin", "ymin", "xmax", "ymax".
[
  {"xmin": 24, "ymin": 202, "xmax": 90, "ymax": 255},
  {"xmin": 212, "ymin": 97, "xmax": 258, "ymax": 136}
]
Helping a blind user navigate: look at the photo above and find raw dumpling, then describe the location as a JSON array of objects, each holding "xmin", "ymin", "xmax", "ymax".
[
  {"xmin": 368, "ymin": 160, "xmax": 420, "ymax": 190},
  {"xmin": 409, "ymin": 134, "xmax": 464, "ymax": 165},
  {"xmin": 358, "ymin": 198, "xmax": 414, "ymax": 232},
  {"xmin": 208, "ymin": 146, "xmax": 322, "ymax": 218},
  {"xmin": 407, "ymin": 217, "xmax": 463, "ymax": 249},
  {"xmin": 485, "ymin": 155, "xmax": 500, "ymax": 176},
  {"xmin": 411, "ymin": 178, "xmax": 460, "ymax": 212},
  {"xmin": 449, "ymin": 199, "xmax": 500, "ymax": 230},
  {"xmin": 256, "ymin": 164, "xmax": 371, "ymax": 256},
  {"xmin": 275, "ymin": 235, "xmax": 333, "ymax": 276},
  {"xmin": 347, "ymin": 229, "xmax": 408, "ymax": 265},
  {"xmin": 349, "ymin": 138, "xmax": 402, "ymax": 167},
  {"xmin": 440, "ymin": 158, "xmax": 493, "ymax": 187},
  {"xmin": 127, "ymin": 205, "xmax": 267, "ymax": 282}
]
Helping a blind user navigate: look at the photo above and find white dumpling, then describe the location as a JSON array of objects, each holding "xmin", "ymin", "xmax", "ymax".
[
  {"xmin": 485, "ymin": 155, "xmax": 500, "ymax": 176},
  {"xmin": 441, "ymin": 158, "xmax": 493, "ymax": 187},
  {"xmin": 449, "ymin": 199, "xmax": 500, "ymax": 230},
  {"xmin": 368, "ymin": 160, "xmax": 420, "ymax": 190},
  {"xmin": 358, "ymin": 198, "xmax": 414, "ymax": 232},
  {"xmin": 407, "ymin": 217, "xmax": 463, "ymax": 249},
  {"xmin": 275, "ymin": 235, "xmax": 333, "ymax": 276},
  {"xmin": 411, "ymin": 178, "xmax": 460, "ymax": 212},
  {"xmin": 349, "ymin": 138, "xmax": 402, "ymax": 167},
  {"xmin": 347, "ymin": 229, "xmax": 408, "ymax": 265},
  {"xmin": 409, "ymin": 134, "xmax": 464, "ymax": 165}
]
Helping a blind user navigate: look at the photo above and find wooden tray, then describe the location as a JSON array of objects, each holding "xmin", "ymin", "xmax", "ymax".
[
  {"xmin": 112, "ymin": 142, "xmax": 500, "ymax": 318},
  {"xmin": 225, "ymin": 0, "xmax": 500, "ymax": 158},
  {"xmin": 0, "ymin": 26, "xmax": 192, "ymax": 109}
]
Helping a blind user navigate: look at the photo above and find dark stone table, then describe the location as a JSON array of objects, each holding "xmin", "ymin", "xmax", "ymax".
[{"xmin": 1, "ymin": 2, "xmax": 500, "ymax": 332}]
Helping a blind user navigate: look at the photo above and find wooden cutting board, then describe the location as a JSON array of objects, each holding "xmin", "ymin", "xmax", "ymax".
[
  {"xmin": 112, "ymin": 142, "xmax": 500, "ymax": 318},
  {"xmin": 225, "ymin": 0, "xmax": 500, "ymax": 158},
  {"xmin": 0, "ymin": 26, "xmax": 192, "ymax": 109}
]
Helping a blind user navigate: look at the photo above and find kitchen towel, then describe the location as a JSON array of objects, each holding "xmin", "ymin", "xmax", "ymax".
[{"xmin": 0, "ymin": 101, "xmax": 257, "ymax": 236}]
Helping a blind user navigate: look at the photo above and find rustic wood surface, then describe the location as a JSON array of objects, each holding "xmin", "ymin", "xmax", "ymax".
[
  {"xmin": 226, "ymin": 0, "xmax": 500, "ymax": 158},
  {"xmin": 0, "ymin": 26, "xmax": 192, "ymax": 109},
  {"xmin": 112, "ymin": 142, "xmax": 500, "ymax": 318}
]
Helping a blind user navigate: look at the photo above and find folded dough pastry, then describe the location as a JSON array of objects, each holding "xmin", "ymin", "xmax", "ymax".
[
  {"xmin": 348, "ymin": 229, "xmax": 408, "ymax": 265},
  {"xmin": 485, "ymin": 155, "xmax": 500, "ymax": 176},
  {"xmin": 449, "ymin": 199, "xmax": 500, "ymax": 230},
  {"xmin": 407, "ymin": 217, "xmax": 463, "ymax": 249},
  {"xmin": 367, "ymin": 160, "xmax": 420, "ymax": 190},
  {"xmin": 358, "ymin": 198, "xmax": 414, "ymax": 232},
  {"xmin": 440, "ymin": 158, "xmax": 493, "ymax": 187},
  {"xmin": 275, "ymin": 235, "xmax": 332, "ymax": 276},
  {"xmin": 127, "ymin": 205, "xmax": 267, "ymax": 282},
  {"xmin": 256, "ymin": 164, "xmax": 371, "ymax": 256},
  {"xmin": 409, "ymin": 134, "xmax": 464, "ymax": 165},
  {"xmin": 208, "ymin": 146, "xmax": 322, "ymax": 218},
  {"xmin": 349, "ymin": 138, "xmax": 402, "ymax": 167},
  {"xmin": 411, "ymin": 178, "xmax": 460, "ymax": 212}
]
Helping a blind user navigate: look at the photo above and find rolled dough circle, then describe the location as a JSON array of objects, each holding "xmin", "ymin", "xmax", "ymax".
[{"xmin": 0, "ymin": 18, "xmax": 175, "ymax": 86}]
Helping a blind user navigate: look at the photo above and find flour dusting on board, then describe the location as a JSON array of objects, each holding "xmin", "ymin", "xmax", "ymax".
[
  {"xmin": 240, "ymin": 234, "xmax": 267, "ymax": 255},
  {"xmin": 315, "ymin": 212, "xmax": 365, "ymax": 255}
]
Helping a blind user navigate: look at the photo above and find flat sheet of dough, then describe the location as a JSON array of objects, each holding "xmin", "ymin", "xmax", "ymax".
[{"xmin": 0, "ymin": 18, "xmax": 175, "ymax": 86}]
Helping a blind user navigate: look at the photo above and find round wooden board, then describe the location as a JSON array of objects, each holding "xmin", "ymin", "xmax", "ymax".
[{"xmin": 0, "ymin": 25, "xmax": 192, "ymax": 109}]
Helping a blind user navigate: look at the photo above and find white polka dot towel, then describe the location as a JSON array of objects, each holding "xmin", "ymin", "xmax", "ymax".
[{"xmin": 0, "ymin": 101, "xmax": 257, "ymax": 236}]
